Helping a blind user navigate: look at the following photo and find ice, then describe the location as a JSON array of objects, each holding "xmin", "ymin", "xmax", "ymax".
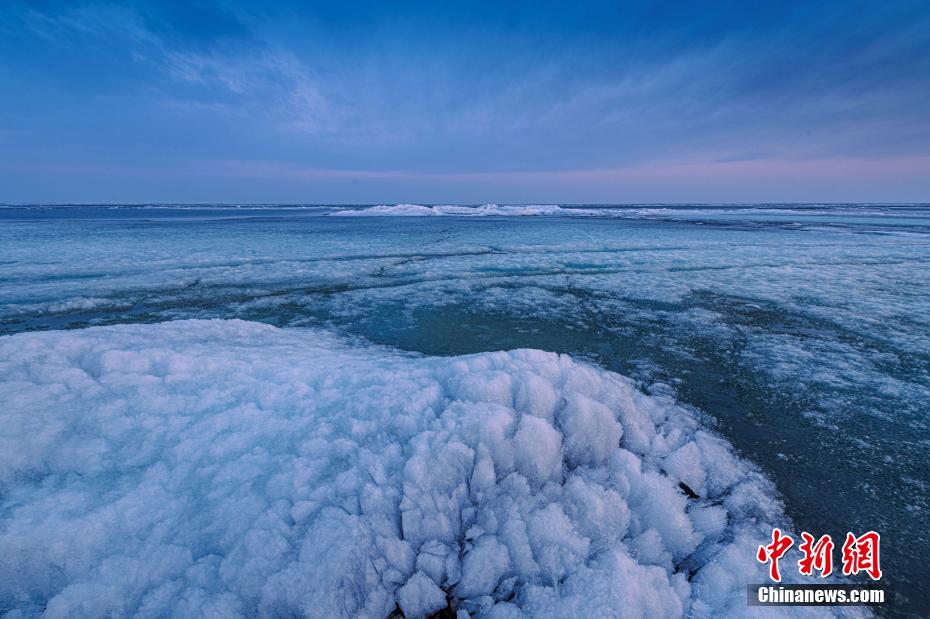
[
  {"xmin": 512, "ymin": 414, "xmax": 562, "ymax": 484},
  {"xmin": 325, "ymin": 203, "xmax": 930, "ymax": 222},
  {"xmin": 397, "ymin": 572, "xmax": 447, "ymax": 618},
  {"xmin": 456, "ymin": 537, "xmax": 511, "ymax": 599},
  {"xmin": 664, "ymin": 441, "xmax": 705, "ymax": 496},
  {"xmin": 558, "ymin": 393, "xmax": 622, "ymax": 467},
  {"xmin": 330, "ymin": 203, "xmax": 586, "ymax": 217},
  {"xmin": 0, "ymin": 320, "xmax": 861, "ymax": 617},
  {"xmin": 332, "ymin": 203, "xmax": 438, "ymax": 216}
]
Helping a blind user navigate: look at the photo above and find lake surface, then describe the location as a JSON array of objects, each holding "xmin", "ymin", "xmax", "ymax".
[{"xmin": 1, "ymin": 203, "xmax": 928, "ymax": 616}]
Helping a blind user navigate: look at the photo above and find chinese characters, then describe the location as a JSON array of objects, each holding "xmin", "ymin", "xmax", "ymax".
[{"xmin": 756, "ymin": 530, "xmax": 881, "ymax": 582}]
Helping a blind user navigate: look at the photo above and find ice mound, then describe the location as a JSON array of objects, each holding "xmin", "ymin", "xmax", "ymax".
[
  {"xmin": 0, "ymin": 321, "xmax": 853, "ymax": 618},
  {"xmin": 330, "ymin": 203, "xmax": 584, "ymax": 217}
]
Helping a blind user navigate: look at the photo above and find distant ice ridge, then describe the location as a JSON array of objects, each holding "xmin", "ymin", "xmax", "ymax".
[
  {"xmin": 330, "ymin": 203, "xmax": 595, "ymax": 217},
  {"xmin": 327, "ymin": 203, "xmax": 928, "ymax": 219},
  {"xmin": 0, "ymin": 321, "xmax": 859, "ymax": 618}
]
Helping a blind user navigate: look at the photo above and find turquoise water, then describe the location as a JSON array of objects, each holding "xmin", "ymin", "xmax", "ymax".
[{"xmin": 1, "ymin": 204, "xmax": 928, "ymax": 615}]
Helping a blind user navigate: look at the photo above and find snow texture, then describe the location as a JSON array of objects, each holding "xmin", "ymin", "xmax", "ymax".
[{"xmin": 0, "ymin": 320, "xmax": 859, "ymax": 618}]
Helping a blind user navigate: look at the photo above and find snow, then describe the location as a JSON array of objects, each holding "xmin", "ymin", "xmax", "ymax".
[{"xmin": 0, "ymin": 319, "xmax": 862, "ymax": 617}]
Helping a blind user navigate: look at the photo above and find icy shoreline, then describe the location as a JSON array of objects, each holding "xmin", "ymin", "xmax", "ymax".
[{"xmin": 0, "ymin": 320, "xmax": 857, "ymax": 617}]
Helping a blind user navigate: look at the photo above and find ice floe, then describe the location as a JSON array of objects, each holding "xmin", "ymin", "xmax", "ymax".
[{"xmin": 0, "ymin": 320, "xmax": 862, "ymax": 617}]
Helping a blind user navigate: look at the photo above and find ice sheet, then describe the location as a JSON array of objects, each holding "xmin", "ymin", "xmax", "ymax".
[{"xmin": 2, "ymin": 204, "xmax": 925, "ymax": 613}]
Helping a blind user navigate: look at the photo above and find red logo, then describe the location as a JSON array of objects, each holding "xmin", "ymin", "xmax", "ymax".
[
  {"xmin": 757, "ymin": 529, "xmax": 881, "ymax": 582},
  {"xmin": 841, "ymin": 531, "xmax": 883, "ymax": 581},
  {"xmin": 798, "ymin": 532, "xmax": 834, "ymax": 577},
  {"xmin": 757, "ymin": 527, "xmax": 794, "ymax": 582}
]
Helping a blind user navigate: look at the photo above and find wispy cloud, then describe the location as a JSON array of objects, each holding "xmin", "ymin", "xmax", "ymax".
[
  {"xmin": 160, "ymin": 48, "xmax": 337, "ymax": 134},
  {"xmin": 1, "ymin": 0, "xmax": 929, "ymax": 201}
]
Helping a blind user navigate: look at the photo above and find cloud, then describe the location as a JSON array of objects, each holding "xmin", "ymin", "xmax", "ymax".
[
  {"xmin": 1, "ymin": 2, "xmax": 337, "ymax": 136},
  {"xmin": 159, "ymin": 48, "xmax": 335, "ymax": 135},
  {"xmin": 1, "ymin": 0, "xmax": 929, "ymax": 201}
]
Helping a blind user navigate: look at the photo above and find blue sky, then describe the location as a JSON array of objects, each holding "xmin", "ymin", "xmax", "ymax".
[{"xmin": 1, "ymin": 0, "xmax": 928, "ymax": 203}]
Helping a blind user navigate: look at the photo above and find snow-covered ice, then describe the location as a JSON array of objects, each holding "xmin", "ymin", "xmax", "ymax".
[{"xmin": 0, "ymin": 319, "xmax": 860, "ymax": 617}]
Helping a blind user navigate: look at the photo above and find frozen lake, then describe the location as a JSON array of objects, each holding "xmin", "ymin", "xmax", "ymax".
[{"xmin": 1, "ymin": 204, "xmax": 928, "ymax": 616}]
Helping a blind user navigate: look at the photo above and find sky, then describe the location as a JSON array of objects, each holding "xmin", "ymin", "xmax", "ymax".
[{"xmin": 1, "ymin": 0, "xmax": 929, "ymax": 204}]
